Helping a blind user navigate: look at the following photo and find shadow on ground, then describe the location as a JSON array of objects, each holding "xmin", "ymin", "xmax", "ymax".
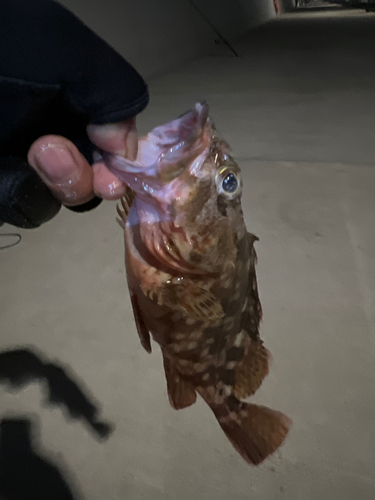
[
  {"xmin": 0, "ymin": 416, "xmax": 82, "ymax": 500},
  {"xmin": 0, "ymin": 347, "xmax": 114, "ymax": 439}
]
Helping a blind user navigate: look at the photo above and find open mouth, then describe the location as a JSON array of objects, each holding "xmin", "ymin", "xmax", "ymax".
[{"xmin": 100, "ymin": 102, "xmax": 210, "ymax": 193}]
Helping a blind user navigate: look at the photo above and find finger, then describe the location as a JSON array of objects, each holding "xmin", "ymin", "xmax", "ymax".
[
  {"xmin": 92, "ymin": 162, "xmax": 127, "ymax": 200},
  {"xmin": 28, "ymin": 135, "xmax": 95, "ymax": 206},
  {"xmin": 87, "ymin": 117, "xmax": 138, "ymax": 160}
]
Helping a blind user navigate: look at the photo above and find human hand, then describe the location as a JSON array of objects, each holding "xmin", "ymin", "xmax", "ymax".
[
  {"xmin": 0, "ymin": 0, "xmax": 149, "ymax": 228},
  {"xmin": 27, "ymin": 117, "xmax": 138, "ymax": 207}
]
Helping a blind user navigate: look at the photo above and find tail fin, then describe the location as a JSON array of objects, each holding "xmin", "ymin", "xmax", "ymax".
[{"xmin": 216, "ymin": 403, "xmax": 290, "ymax": 465}]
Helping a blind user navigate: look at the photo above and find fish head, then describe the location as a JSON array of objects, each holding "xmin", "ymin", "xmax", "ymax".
[{"xmin": 103, "ymin": 102, "xmax": 246, "ymax": 274}]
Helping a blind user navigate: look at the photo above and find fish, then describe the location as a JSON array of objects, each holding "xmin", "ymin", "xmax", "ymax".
[{"xmin": 102, "ymin": 102, "xmax": 291, "ymax": 465}]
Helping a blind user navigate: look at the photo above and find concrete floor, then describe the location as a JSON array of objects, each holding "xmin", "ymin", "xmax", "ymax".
[{"xmin": 1, "ymin": 6, "xmax": 375, "ymax": 500}]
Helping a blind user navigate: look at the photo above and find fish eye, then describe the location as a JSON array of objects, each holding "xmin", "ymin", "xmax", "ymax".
[
  {"xmin": 222, "ymin": 172, "xmax": 238, "ymax": 193},
  {"xmin": 216, "ymin": 168, "xmax": 241, "ymax": 199}
]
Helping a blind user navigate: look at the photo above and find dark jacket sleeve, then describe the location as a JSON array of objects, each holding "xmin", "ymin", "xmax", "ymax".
[{"xmin": 0, "ymin": 0, "xmax": 149, "ymax": 228}]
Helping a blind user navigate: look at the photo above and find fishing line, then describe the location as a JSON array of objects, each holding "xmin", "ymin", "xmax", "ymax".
[
  {"xmin": 187, "ymin": 0, "xmax": 239, "ymax": 58},
  {"xmin": 0, "ymin": 233, "xmax": 22, "ymax": 249}
]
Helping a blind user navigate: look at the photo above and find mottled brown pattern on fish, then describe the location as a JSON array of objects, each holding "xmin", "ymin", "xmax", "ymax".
[
  {"xmin": 182, "ymin": 179, "xmax": 212, "ymax": 221},
  {"xmin": 139, "ymin": 231, "xmax": 261, "ymax": 398},
  {"xmin": 113, "ymin": 102, "xmax": 290, "ymax": 466}
]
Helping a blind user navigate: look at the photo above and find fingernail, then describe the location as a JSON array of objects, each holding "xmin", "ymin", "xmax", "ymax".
[{"xmin": 35, "ymin": 145, "xmax": 80, "ymax": 184}]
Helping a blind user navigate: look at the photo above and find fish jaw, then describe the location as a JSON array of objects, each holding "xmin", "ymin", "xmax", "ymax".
[
  {"xmin": 105, "ymin": 102, "xmax": 216, "ymax": 275},
  {"xmin": 101, "ymin": 102, "xmax": 210, "ymax": 199}
]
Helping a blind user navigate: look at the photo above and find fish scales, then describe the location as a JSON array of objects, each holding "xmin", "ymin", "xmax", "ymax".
[{"xmin": 103, "ymin": 102, "xmax": 290, "ymax": 465}]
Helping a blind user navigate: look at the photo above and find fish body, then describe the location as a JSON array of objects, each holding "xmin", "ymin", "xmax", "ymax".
[{"xmin": 103, "ymin": 103, "xmax": 290, "ymax": 465}]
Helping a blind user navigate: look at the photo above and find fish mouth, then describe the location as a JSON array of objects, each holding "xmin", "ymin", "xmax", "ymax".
[
  {"xmin": 102, "ymin": 103, "xmax": 213, "ymax": 274},
  {"xmin": 100, "ymin": 102, "xmax": 210, "ymax": 196}
]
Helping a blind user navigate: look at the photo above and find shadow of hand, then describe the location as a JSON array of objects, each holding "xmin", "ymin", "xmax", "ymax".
[{"xmin": 0, "ymin": 348, "xmax": 113, "ymax": 439}]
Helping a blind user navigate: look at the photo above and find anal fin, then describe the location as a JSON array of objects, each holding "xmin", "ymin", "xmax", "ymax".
[
  {"xmin": 233, "ymin": 342, "xmax": 270, "ymax": 399},
  {"xmin": 162, "ymin": 353, "xmax": 197, "ymax": 410}
]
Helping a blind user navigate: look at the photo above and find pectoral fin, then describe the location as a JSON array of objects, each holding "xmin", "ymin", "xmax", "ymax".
[
  {"xmin": 141, "ymin": 280, "xmax": 224, "ymax": 321},
  {"xmin": 177, "ymin": 283, "xmax": 224, "ymax": 320}
]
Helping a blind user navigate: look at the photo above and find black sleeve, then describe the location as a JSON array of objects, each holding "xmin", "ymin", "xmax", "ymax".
[
  {"xmin": 0, "ymin": 158, "xmax": 62, "ymax": 229},
  {"xmin": 0, "ymin": 0, "xmax": 149, "ymax": 228}
]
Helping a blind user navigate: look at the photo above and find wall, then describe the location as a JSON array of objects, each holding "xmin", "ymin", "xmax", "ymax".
[
  {"xmin": 279, "ymin": 0, "xmax": 296, "ymax": 11},
  {"xmin": 237, "ymin": 0, "xmax": 278, "ymax": 29},
  {"xmin": 59, "ymin": 0, "xmax": 276, "ymax": 79}
]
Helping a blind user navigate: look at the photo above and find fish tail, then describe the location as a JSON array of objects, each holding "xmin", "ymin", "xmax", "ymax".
[{"xmin": 215, "ymin": 402, "xmax": 291, "ymax": 465}]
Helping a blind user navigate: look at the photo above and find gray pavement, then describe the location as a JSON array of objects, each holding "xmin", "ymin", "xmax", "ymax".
[{"xmin": 1, "ymin": 6, "xmax": 375, "ymax": 500}]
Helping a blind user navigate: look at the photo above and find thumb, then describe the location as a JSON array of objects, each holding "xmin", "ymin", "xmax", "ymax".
[{"xmin": 87, "ymin": 117, "xmax": 138, "ymax": 160}]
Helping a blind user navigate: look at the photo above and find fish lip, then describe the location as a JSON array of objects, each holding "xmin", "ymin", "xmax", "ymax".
[
  {"xmin": 99, "ymin": 150, "xmax": 163, "ymax": 202},
  {"xmin": 100, "ymin": 102, "xmax": 211, "ymax": 192},
  {"xmin": 99, "ymin": 149, "xmax": 156, "ymax": 176}
]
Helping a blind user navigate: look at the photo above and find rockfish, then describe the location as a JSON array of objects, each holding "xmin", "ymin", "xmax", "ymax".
[{"xmin": 102, "ymin": 102, "xmax": 290, "ymax": 465}]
